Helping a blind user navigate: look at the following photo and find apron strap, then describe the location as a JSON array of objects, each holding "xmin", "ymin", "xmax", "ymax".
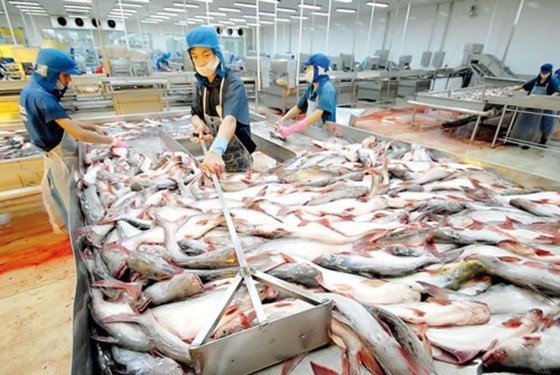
[{"xmin": 202, "ymin": 78, "xmax": 226, "ymax": 121}]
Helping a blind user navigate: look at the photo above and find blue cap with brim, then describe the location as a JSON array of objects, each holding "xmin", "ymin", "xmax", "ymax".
[
  {"xmin": 540, "ymin": 63, "xmax": 553, "ymax": 74},
  {"xmin": 32, "ymin": 48, "xmax": 81, "ymax": 92},
  {"xmin": 304, "ymin": 53, "xmax": 331, "ymax": 71},
  {"xmin": 186, "ymin": 26, "xmax": 226, "ymax": 79}
]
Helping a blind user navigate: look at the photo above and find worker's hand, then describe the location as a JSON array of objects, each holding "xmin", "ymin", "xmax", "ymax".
[
  {"xmin": 111, "ymin": 139, "xmax": 129, "ymax": 148},
  {"xmin": 95, "ymin": 126, "xmax": 109, "ymax": 136},
  {"xmin": 274, "ymin": 119, "xmax": 284, "ymax": 128},
  {"xmin": 276, "ymin": 119, "xmax": 307, "ymax": 139},
  {"xmin": 201, "ymin": 151, "xmax": 225, "ymax": 176},
  {"xmin": 192, "ymin": 124, "xmax": 213, "ymax": 145}
]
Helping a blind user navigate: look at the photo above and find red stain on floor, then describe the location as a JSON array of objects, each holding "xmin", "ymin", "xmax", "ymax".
[{"xmin": 0, "ymin": 201, "xmax": 72, "ymax": 275}]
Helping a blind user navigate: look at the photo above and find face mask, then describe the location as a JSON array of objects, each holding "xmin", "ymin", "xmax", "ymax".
[
  {"xmin": 305, "ymin": 69, "xmax": 314, "ymax": 83},
  {"xmin": 55, "ymin": 79, "xmax": 68, "ymax": 98},
  {"xmin": 196, "ymin": 57, "xmax": 220, "ymax": 77}
]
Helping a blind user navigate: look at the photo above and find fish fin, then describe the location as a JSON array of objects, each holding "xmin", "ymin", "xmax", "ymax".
[
  {"xmin": 340, "ymin": 351, "xmax": 350, "ymax": 375},
  {"xmin": 100, "ymin": 312, "xmax": 140, "ymax": 325},
  {"xmin": 418, "ymin": 282, "xmax": 452, "ymax": 300},
  {"xmin": 358, "ymin": 348, "xmax": 384, "ymax": 375},
  {"xmin": 91, "ymin": 279, "xmax": 143, "ymax": 300},
  {"xmin": 498, "ymin": 256, "xmax": 522, "ymax": 263},
  {"xmin": 91, "ymin": 333, "xmax": 119, "ymax": 344},
  {"xmin": 435, "ymin": 248, "xmax": 465, "ymax": 264},
  {"xmin": 429, "ymin": 299, "xmax": 451, "ymax": 306},
  {"xmin": 310, "ymin": 361, "xmax": 339, "ymax": 375},
  {"xmin": 500, "ymin": 216, "xmax": 515, "ymax": 230},
  {"xmin": 281, "ymin": 353, "xmax": 308, "ymax": 375}
]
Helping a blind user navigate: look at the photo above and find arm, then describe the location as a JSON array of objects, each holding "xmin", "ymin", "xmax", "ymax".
[
  {"xmin": 201, "ymin": 115, "xmax": 237, "ymax": 175},
  {"xmin": 301, "ymin": 109, "xmax": 324, "ymax": 127},
  {"xmin": 55, "ymin": 118, "xmax": 113, "ymax": 145},
  {"xmin": 281, "ymin": 106, "xmax": 302, "ymax": 122}
]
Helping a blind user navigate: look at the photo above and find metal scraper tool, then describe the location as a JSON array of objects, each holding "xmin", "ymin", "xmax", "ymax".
[{"xmin": 188, "ymin": 142, "xmax": 332, "ymax": 375}]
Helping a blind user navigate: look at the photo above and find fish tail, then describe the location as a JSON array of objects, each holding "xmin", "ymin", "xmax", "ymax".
[
  {"xmin": 310, "ymin": 361, "xmax": 339, "ymax": 375},
  {"xmin": 418, "ymin": 281, "xmax": 452, "ymax": 301},
  {"xmin": 357, "ymin": 348, "xmax": 384, "ymax": 375},
  {"xmin": 92, "ymin": 279, "xmax": 143, "ymax": 300}
]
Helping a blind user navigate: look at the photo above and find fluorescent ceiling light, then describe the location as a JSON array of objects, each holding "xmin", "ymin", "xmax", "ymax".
[
  {"xmin": 259, "ymin": 11, "xmax": 275, "ymax": 17},
  {"xmin": 141, "ymin": 20, "xmax": 159, "ymax": 23},
  {"xmin": 69, "ymin": 9, "xmax": 91, "ymax": 13},
  {"xmin": 64, "ymin": 5, "xmax": 90, "ymax": 9},
  {"xmin": 276, "ymin": 7, "xmax": 297, "ymax": 13},
  {"xmin": 335, "ymin": 0, "xmax": 352, "ymax": 3},
  {"xmin": 172, "ymin": 2, "xmax": 200, "ymax": 8},
  {"xmin": 276, "ymin": 18, "xmax": 290, "ymax": 22},
  {"xmin": 63, "ymin": 0, "xmax": 91, "ymax": 3},
  {"xmin": 290, "ymin": 15, "xmax": 308, "ymax": 20},
  {"xmin": 9, "ymin": 1, "xmax": 40, "ymax": 5},
  {"xmin": 15, "ymin": 5, "xmax": 43, "ymax": 10},
  {"xmin": 311, "ymin": 11, "xmax": 328, "ymax": 16},
  {"xmin": 260, "ymin": 0, "xmax": 279, "ymax": 3},
  {"xmin": 246, "ymin": 23, "xmax": 261, "ymax": 26},
  {"xmin": 163, "ymin": 7, "xmax": 185, "ymax": 12},
  {"xmin": 234, "ymin": 2, "xmax": 257, "ymax": 9},
  {"xmin": 125, "ymin": 0, "xmax": 150, "ymax": 3},
  {"xmin": 219, "ymin": 7, "xmax": 241, "ymax": 12},
  {"xmin": 229, "ymin": 18, "xmax": 247, "ymax": 22},
  {"xmin": 194, "ymin": 15, "xmax": 214, "ymax": 19},
  {"xmin": 221, "ymin": 21, "xmax": 234, "ymax": 25},
  {"xmin": 193, "ymin": 0, "xmax": 212, "ymax": 2},
  {"xmin": 366, "ymin": 1, "xmax": 389, "ymax": 7},
  {"xmin": 155, "ymin": 12, "xmax": 178, "ymax": 16},
  {"xmin": 299, "ymin": 4, "xmax": 321, "ymax": 10},
  {"xmin": 111, "ymin": 8, "xmax": 136, "ymax": 12},
  {"xmin": 150, "ymin": 15, "xmax": 171, "ymax": 19},
  {"xmin": 207, "ymin": 11, "xmax": 227, "ymax": 16},
  {"xmin": 259, "ymin": 20, "xmax": 273, "ymax": 24},
  {"xmin": 242, "ymin": 15, "xmax": 257, "ymax": 19},
  {"xmin": 336, "ymin": 8, "xmax": 356, "ymax": 13},
  {"xmin": 27, "ymin": 12, "xmax": 48, "ymax": 16},
  {"xmin": 119, "ymin": 3, "xmax": 144, "ymax": 8}
]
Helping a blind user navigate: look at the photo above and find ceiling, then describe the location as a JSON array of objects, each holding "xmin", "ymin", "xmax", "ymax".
[{"xmin": 2, "ymin": 0, "xmax": 457, "ymax": 28}]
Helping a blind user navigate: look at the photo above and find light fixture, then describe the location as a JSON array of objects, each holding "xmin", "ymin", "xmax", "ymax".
[
  {"xmin": 234, "ymin": 2, "xmax": 257, "ymax": 9},
  {"xmin": 276, "ymin": 7, "xmax": 297, "ymax": 13},
  {"xmin": 246, "ymin": 23, "xmax": 261, "ymax": 27},
  {"xmin": 291, "ymin": 15, "xmax": 308, "ymax": 20},
  {"xmin": 125, "ymin": 0, "xmax": 150, "ymax": 3},
  {"xmin": 193, "ymin": 0, "xmax": 212, "ymax": 2},
  {"xmin": 276, "ymin": 18, "xmax": 290, "ymax": 22},
  {"xmin": 298, "ymin": 4, "xmax": 321, "ymax": 10},
  {"xmin": 27, "ymin": 12, "xmax": 48, "ymax": 16},
  {"xmin": 311, "ymin": 11, "xmax": 328, "ymax": 16},
  {"xmin": 219, "ymin": 7, "xmax": 241, "ymax": 12},
  {"xmin": 229, "ymin": 18, "xmax": 247, "ymax": 22},
  {"xmin": 119, "ymin": 3, "xmax": 144, "ymax": 8},
  {"xmin": 15, "ymin": 5, "xmax": 43, "ymax": 10},
  {"xmin": 141, "ymin": 20, "xmax": 160, "ymax": 23},
  {"xmin": 259, "ymin": 20, "xmax": 273, "ymax": 24},
  {"xmin": 335, "ymin": 0, "xmax": 353, "ymax": 2},
  {"xmin": 221, "ymin": 21, "xmax": 234, "ymax": 25},
  {"xmin": 9, "ymin": 1, "xmax": 40, "ymax": 5},
  {"xmin": 110, "ymin": 9, "xmax": 136, "ymax": 14},
  {"xmin": 163, "ymin": 7, "xmax": 185, "ymax": 12},
  {"xmin": 336, "ymin": 8, "xmax": 356, "ymax": 13},
  {"xmin": 207, "ymin": 11, "xmax": 227, "ymax": 16},
  {"xmin": 155, "ymin": 12, "xmax": 178, "ymax": 16},
  {"xmin": 69, "ymin": 9, "xmax": 91, "ymax": 13},
  {"xmin": 366, "ymin": 1, "xmax": 389, "ymax": 7},
  {"xmin": 172, "ymin": 2, "xmax": 200, "ymax": 8},
  {"xmin": 259, "ymin": 11, "xmax": 275, "ymax": 17},
  {"xmin": 150, "ymin": 15, "xmax": 171, "ymax": 19},
  {"xmin": 260, "ymin": 0, "xmax": 279, "ymax": 3},
  {"xmin": 242, "ymin": 15, "xmax": 257, "ymax": 19},
  {"xmin": 63, "ymin": 0, "xmax": 91, "ymax": 3},
  {"xmin": 64, "ymin": 5, "xmax": 91, "ymax": 9},
  {"xmin": 194, "ymin": 15, "xmax": 214, "ymax": 19}
]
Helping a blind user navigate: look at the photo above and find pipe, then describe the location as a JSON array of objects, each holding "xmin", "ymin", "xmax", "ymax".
[
  {"xmin": 324, "ymin": 0, "xmax": 332, "ymax": 53},
  {"xmin": 295, "ymin": 0, "xmax": 304, "ymax": 90},
  {"xmin": 351, "ymin": 2, "xmax": 361, "ymax": 58},
  {"xmin": 366, "ymin": 0, "xmax": 377, "ymax": 56},
  {"xmin": 439, "ymin": 1, "xmax": 454, "ymax": 52},
  {"xmin": 0, "ymin": 186, "xmax": 41, "ymax": 203},
  {"xmin": 19, "ymin": 10, "xmax": 30, "ymax": 46},
  {"xmin": 426, "ymin": 4, "xmax": 439, "ymax": 52},
  {"xmin": 502, "ymin": 0, "xmax": 524, "ymax": 63},
  {"xmin": 310, "ymin": 0, "xmax": 317, "ymax": 52},
  {"xmin": 1, "ymin": 0, "xmax": 18, "ymax": 46},
  {"xmin": 255, "ymin": 0, "xmax": 261, "ymax": 111},
  {"xmin": 483, "ymin": 0, "xmax": 499, "ymax": 53},
  {"xmin": 407, "ymin": 100, "xmax": 494, "ymax": 116},
  {"xmin": 397, "ymin": 1, "xmax": 412, "ymax": 61},
  {"xmin": 118, "ymin": 0, "xmax": 130, "ymax": 49},
  {"xmin": 273, "ymin": 0, "xmax": 278, "ymax": 55},
  {"xmin": 93, "ymin": 0, "xmax": 111, "ymax": 76}
]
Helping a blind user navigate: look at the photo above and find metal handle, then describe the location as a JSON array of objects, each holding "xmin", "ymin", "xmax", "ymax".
[{"xmin": 200, "ymin": 142, "xmax": 268, "ymax": 326}]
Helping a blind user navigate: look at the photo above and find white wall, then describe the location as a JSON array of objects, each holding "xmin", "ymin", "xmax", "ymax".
[{"xmin": 260, "ymin": 0, "xmax": 560, "ymax": 75}]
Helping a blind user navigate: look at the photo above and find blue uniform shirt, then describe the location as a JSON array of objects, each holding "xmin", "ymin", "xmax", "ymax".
[
  {"xmin": 296, "ymin": 80, "xmax": 337, "ymax": 124},
  {"xmin": 191, "ymin": 68, "xmax": 255, "ymax": 153},
  {"xmin": 19, "ymin": 76, "xmax": 69, "ymax": 152},
  {"xmin": 522, "ymin": 75, "xmax": 559, "ymax": 95},
  {"xmin": 156, "ymin": 56, "xmax": 170, "ymax": 71}
]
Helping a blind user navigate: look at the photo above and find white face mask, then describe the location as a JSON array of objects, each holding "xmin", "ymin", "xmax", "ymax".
[
  {"xmin": 305, "ymin": 69, "xmax": 314, "ymax": 83},
  {"xmin": 55, "ymin": 79, "xmax": 66, "ymax": 91},
  {"xmin": 196, "ymin": 57, "xmax": 220, "ymax": 77}
]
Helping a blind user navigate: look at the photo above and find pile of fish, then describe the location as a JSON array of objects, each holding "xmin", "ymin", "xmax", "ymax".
[
  {"xmin": 0, "ymin": 129, "xmax": 39, "ymax": 160},
  {"xmin": 431, "ymin": 86, "xmax": 516, "ymax": 101},
  {"xmin": 78, "ymin": 134, "xmax": 560, "ymax": 374},
  {"xmin": 96, "ymin": 115, "xmax": 195, "ymax": 139}
]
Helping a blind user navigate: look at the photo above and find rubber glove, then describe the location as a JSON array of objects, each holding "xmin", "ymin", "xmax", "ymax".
[
  {"xmin": 111, "ymin": 139, "xmax": 129, "ymax": 148},
  {"xmin": 192, "ymin": 124, "xmax": 213, "ymax": 145},
  {"xmin": 202, "ymin": 151, "xmax": 225, "ymax": 176},
  {"xmin": 276, "ymin": 119, "xmax": 307, "ymax": 139}
]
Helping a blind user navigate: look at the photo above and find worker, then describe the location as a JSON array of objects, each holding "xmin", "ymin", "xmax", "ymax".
[
  {"xmin": 275, "ymin": 53, "xmax": 337, "ymax": 139},
  {"xmin": 19, "ymin": 48, "xmax": 124, "ymax": 233},
  {"xmin": 156, "ymin": 52, "xmax": 172, "ymax": 72},
  {"xmin": 509, "ymin": 63, "xmax": 559, "ymax": 148},
  {"xmin": 555, "ymin": 68, "xmax": 560, "ymax": 81},
  {"xmin": 187, "ymin": 26, "xmax": 255, "ymax": 174}
]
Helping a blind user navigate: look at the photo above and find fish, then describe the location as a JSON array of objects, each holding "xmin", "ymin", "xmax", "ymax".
[
  {"xmin": 110, "ymin": 346, "xmax": 183, "ymax": 375},
  {"xmin": 467, "ymin": 255, "xmax": 560, "ymax": 296},
  {"xmin": 325, "ymin": 293, "xmax": 434, "ymax": 375},
  {"xmin": 482, "ymin": 318, "xmax": 560, "ymax": 373},
  {"xmin": 81, "ymin": 185, "xmax": 106, "ymax": 225},
  {"xmin": 510, "ymin": 198, "xmax": 560, "ymax": 217},
  {"xmin": 421, "ymin": 282, "xmax": 560, "ymax": 316},
  {"xmin": 379, "ymin": 300, "xmax": 491, "ymax": 327},
  {"xmin": 143, "ymin": 272, "xmax": 204, "ymax": 305},
  {"xmin": 425, "ymin": 309, "xmax": 543, "ymax": 364},
  {"xmin": 127, "ymin": 251, "xmax": 183, "ymax": 280}
]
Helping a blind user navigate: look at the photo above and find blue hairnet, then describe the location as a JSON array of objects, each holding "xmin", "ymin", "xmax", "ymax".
[
  {"xmin": 304, "ymin": 53, "xmax": 331, "ymax": 83},
  {"xmin": 186, "ymin": 26, "xmax": 226, "ymax": 78},
  {"xmin": 540, "ymin": 63, "xmax": 553, "ymax": 73},
  {"xmin": 32, "ymin": 48, "xmax": 81, "ymax": 92},
  {"xmin": 163, "ymin": 52, "xmax": 171, "ymax": 59},
  {"xmin": 554, "ymin": 68, "xmax": 560, "ymax": 76}
]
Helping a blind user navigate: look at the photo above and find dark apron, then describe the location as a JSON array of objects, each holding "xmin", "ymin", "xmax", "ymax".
[
  {"xmin": 510, "ymin": 84, "xmax": 552, "ymax": 143},
  {"xmin": 203, "ymin": 79, "xmax": 252, "ymax": 172}
]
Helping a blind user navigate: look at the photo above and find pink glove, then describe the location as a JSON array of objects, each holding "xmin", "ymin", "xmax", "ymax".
[
  {"xmin": 276, "ymin": 120, "xmax": 307, "ymax": 139},
  {"xmin": 111, "ymin": 139, "xmax": 129, "ymax": 148}
]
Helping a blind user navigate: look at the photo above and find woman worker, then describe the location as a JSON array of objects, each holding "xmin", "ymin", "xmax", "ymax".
[
  {"xmin": 275, "ymin": 53, "xmax": 337, "ymax": 139},
  {"xmin": 187, "ymin": 26, "xmax": 255, "ymax": 174},
  {"xmin": 509, "ymin": 63, "xmax": 559, "ymax": 148},
  {"xmin": 19, "ymin": 48, "xmax": 125, "ymax": 232},
  {"xmin": 156, "ymin": 52, "xmax": 172, "ymax": 72}
]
